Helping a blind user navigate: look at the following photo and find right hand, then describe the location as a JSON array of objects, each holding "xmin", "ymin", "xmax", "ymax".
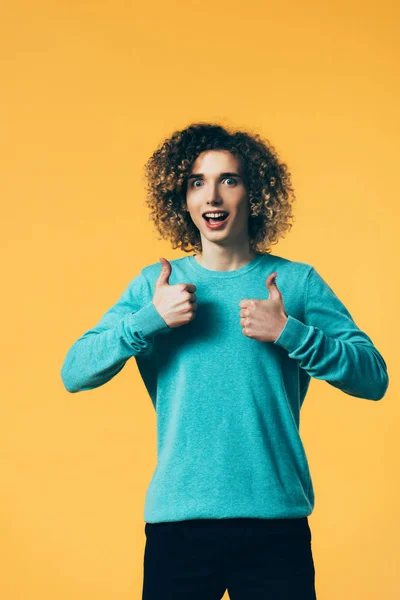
[{"xmin": 152, "ymin": 258, "xmax": 197, "ymax": 328}]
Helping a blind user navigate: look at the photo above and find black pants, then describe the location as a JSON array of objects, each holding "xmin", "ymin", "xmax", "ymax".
[{"xmin": 142, "ymin": 516, "xmax": 317, "ymax": 599}]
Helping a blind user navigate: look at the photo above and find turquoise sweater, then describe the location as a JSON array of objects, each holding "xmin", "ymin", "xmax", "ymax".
[{"xmin": 60, "ymin": 253, "xmax": 389, "ymax": 523}]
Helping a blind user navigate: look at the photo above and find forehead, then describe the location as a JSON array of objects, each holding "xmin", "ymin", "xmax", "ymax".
[{"xmin": 190, "ymin": 150, "xmax": 242, "ymax": 173}]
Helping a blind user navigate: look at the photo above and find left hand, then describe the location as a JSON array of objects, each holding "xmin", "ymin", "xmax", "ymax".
[{"xmin": 239, "ymin": 272, "xmax": 288, "ymax": 343}]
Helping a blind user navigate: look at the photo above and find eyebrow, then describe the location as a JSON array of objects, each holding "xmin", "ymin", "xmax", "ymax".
[{"xmin": 187, "ymin": 172, "xmax": 242, "ymax": 180}]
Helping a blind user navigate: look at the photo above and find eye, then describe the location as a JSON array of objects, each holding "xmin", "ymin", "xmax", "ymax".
[{"xmin": 191, "ymin": 177, "xmax": 238, "ymax": 188}]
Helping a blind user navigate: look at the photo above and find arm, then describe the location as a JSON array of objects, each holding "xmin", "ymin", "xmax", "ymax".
[
  {"xmin": 273, "ymin": 266, "xmax": 389, "ymax": 400},
  {"xmin": 60, "ymin": 271, "xmax": 169, "ymax": 393}
]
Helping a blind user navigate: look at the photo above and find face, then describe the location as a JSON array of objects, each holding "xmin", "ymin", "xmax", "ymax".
[{"xmin": 184, "ymin": 150, "xmax": 251, "ymax": 247}]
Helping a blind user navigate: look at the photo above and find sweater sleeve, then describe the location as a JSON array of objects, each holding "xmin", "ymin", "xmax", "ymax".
[
  {"xmin": 273, "ymin": 266, "xmax": 389, "ymax": 401},
  {"xmin": 60, "ymin": 271, "xmax": 170, "ymax": 393}
]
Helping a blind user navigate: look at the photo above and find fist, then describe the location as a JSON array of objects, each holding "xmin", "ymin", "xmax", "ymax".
[
  {"xmin": 239, "ymin": 272, "xmax": 288, "ymax": 343},
  {"xmin": 152, "ymin": 258, "xmax": 198, "ymax": 328}
]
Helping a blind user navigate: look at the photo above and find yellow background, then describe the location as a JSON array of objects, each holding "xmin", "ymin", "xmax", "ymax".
[{"xmin": 1, "ymin": 0, "xmax": 398, "ymax": 598}]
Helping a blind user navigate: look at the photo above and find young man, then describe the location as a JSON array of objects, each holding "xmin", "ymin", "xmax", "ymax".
[{"xmin": 61, "ymin": 123, "xmax": 389, "ymax": 600}]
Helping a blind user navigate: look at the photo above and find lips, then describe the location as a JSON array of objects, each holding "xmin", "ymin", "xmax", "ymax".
[
  {"xmin": 202, "ymin": 211, "xmax": 230, "ymax": 219},
  {"xmin": 202, "ymin": 214, "xmax": 230, "ymax": 229}
]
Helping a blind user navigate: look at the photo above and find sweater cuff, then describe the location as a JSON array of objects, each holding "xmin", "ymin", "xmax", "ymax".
[
  {"xmin": 273, "ymin": 314, "xmax": 311, "ymax": 352},
  {"xmin": 124, "ymin": 301, "xmax": 170, "ymax": 339}
]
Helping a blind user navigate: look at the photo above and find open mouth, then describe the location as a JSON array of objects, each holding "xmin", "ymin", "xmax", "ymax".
[{"xmin": 202, "ymin": 212, "xmax": 230, "ymax": 226}]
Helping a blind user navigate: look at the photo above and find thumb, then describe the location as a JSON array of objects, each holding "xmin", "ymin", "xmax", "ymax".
[
  {"xmin": 265, "ymin": 272, "xmax": 281, "ymax": 297},
  {"xmin": 156, "ymin": 257, "xmax": 172, "ymax": 286}
]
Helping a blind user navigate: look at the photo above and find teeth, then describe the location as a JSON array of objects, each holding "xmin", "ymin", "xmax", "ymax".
[{"xmin": 204, "ymin": 212, "xmax": 228, "ymax": 218}]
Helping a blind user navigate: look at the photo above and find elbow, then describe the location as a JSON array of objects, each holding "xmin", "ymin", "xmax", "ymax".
[
  {"xmin": 62, "ymin": 382, "xmax": 80, "ymax": 394},
  {"xmin": 60, "ymin": 364, "xmax": 81, "ymax": 394},
  {"xmin": 372, "ymin": 372, "xmax": 389, "ymax": 401},
  {"xmin": 60, "ymin": 366, "xmax": 98, "ymax": 393},
  {"xmin": 364, "ymin": 371, "xmax": 389, "ymax": 401},
  {"xmin": 61, "ymin": 376, "xmax": 80, "ymax": 394},
  {"xmin": 345, "ymin": 372, "xmax": 389, "ymax": 401}
]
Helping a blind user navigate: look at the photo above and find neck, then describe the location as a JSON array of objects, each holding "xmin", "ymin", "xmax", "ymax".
[{"xmin": 194, "ymin": 247, "xmax": 257, "ymax": 272}]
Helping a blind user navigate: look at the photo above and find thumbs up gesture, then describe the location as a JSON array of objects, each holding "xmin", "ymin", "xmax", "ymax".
[
  {"xmin": 239, "ymin": 272, "xmax": 288, "ymax": 343},
  {"xmin": 152, "ymin": 258, "xmax": 198, "ymax": 328}
]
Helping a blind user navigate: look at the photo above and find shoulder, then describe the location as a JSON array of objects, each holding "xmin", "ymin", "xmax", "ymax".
[{"xmin": 263, "ymin": 252, "xmax": 314, "ymax": 277}]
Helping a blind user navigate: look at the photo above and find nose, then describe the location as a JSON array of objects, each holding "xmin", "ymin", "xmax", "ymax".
[{"xmin": 206, "ymin": 183, "xmax": 223, "ymax": 205}]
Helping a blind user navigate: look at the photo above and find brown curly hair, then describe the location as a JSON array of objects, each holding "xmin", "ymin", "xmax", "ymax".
[{"xmin": 142, "ymin": 121, "xmax": 296, "ymax": 255}]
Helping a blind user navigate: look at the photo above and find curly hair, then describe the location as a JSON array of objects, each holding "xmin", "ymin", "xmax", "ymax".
[{"xmin": 142, "ymin": 121, "xmax": 296, "ymax": 255}]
